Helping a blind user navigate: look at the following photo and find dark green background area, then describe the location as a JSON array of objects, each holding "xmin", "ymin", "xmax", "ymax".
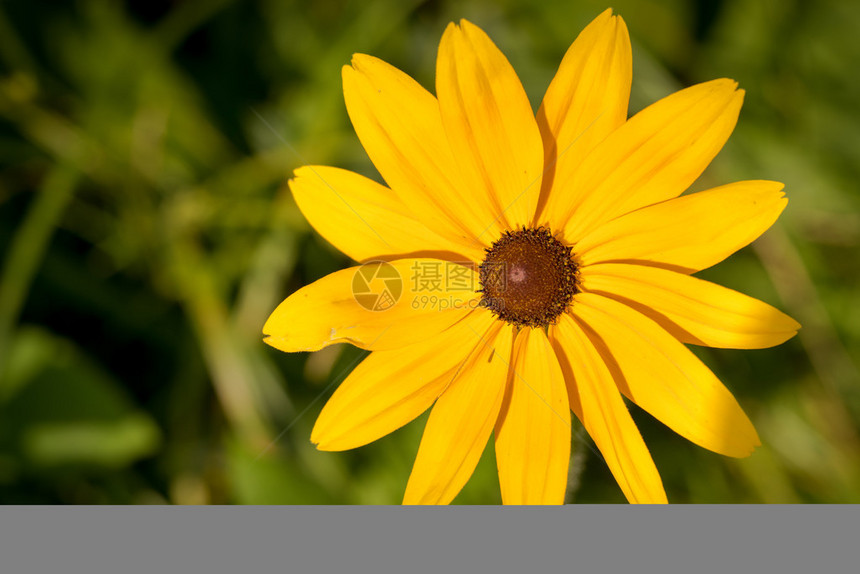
[{"xmin": 0, "ymin": 0, "xmax": 857, "ymax": 504}]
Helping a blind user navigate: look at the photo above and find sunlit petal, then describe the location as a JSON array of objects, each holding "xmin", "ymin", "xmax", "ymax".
[
  {"xmin": 551, "ymin": 314, "xmax": 666, "ymax": 503},
  {"xmin": 264, "ymin": 259, "xmax": 479, "ymax": 352},
  {"xmin": 558, "ymin": 79, "xmax": 744, "ymax": 241},
  {"xmin": 290, "ymin": 166, "xmax": 484, "ymax": 262},
  {"xmin": 583, "ymin": 263, "xmax": 800, "ymax": 348},
  {"xmin": 495, "ymin": 328, "xmax": 571, "ymax": 504},
  {"xmin": 311, "ymin": 310, "xmax": 496, "ymax": 451},
  {"xmin": 538, "ymin": 8, "xmax": 631, "ymax": 227},
  {"xmin": 572, "ymin": 293, "xmax": 761, "ymax": 457},
  {"xmin": 437, "ymin": 20, "xmax": 544, "ymax": 230},
  {"xmin": 576, "ymin": 180, "xmax": 787, "ymax": 273},
  {"xmin": 343, "ymin": 55, "xmax": 493, "ymax": 247},
  {"xmin": 403, "ymin": 323, "xmax": 514, "ymax": 504}
]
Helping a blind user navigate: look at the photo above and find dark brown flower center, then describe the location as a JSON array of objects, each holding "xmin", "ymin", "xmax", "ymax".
[{"xmin": 478, "ymin": 227, "xmax": 580, "ymax": 328}]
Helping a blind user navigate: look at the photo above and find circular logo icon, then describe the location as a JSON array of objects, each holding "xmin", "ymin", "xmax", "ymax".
[{"xmin": 352, "ymin": 261, "xmax": 403, "ymax": 311}]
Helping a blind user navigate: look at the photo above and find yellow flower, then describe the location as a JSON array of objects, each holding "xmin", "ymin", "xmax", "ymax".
[{"xmin": 263, "ymin": 9, "xmax": 799, "ymax": 504}]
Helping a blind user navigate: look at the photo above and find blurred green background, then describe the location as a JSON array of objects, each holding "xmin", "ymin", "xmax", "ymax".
[{"xmin": 1, "ymin": 0, "xmax": 858, "ymax": 504}]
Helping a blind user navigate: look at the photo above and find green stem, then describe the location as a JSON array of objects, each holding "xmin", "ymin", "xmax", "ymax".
[
  {"xmin": 0, "ymin": 164, "xmax": 78, "ymax": 385},
  {"xmin": 564, "ymin": 416, "xmax": 589, "ymax": 504}
]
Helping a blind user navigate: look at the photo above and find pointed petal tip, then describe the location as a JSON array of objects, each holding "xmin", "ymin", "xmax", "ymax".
[
  {"xmin": 341, "ymin": 62, "xmax": 354, "ymax": 79},
  {"xmin": 261, "ymin": 311, "xmax": 279, "ymax": 337},
  {"xmin": 750, "ymin": 179, "xmax": 786, "ymax": 198},
  {"xmin": 458, "ymin": 17, "xmax": 489, "ymax": 29},
  {"xmin": 342, "ymin": 58, "xmax": 367, "ymax": 87},
  {"xmin": 309, "ymin": 424, "xmax": 322, "ymax": 446},
  {"xmin": 313, "ymin": 441, "xmax": 343, "ymax": 453},
  {"xmin": 262, "ymin": 333, "xmax": 324, "ymax": 354},
  {"xmin": 732, "ymin": 438, "xmax": 761, "ymax": 458},
  {"xmin": 309, "ymin": 428, "xmax": 343, "ymax": 452},
  {"xmin": 777, "ymin": 309, "xmax": 802, "ymax": 335},
  {"xmin": 722, "ymin": 424, "xmax": 762, "ymax": 458},
  {"xmin": 762, "ymin": 326, "xmax": 801, "ymax": 348},
  {"xmin": 454, "ymin": 19, "xmax": 480, "ymax": 41},
  {"xmin": 348, "ymin": 53, "xmax": 379, "ymax": 71},
  {"xmin": 591, "ymin": 7, "xmax": 627, "ymax": 38},
  {"xmin": 310, "ymin": 434, "xmax": 349, "ymax": 453},
  {"xmin": 590, "ymin": 7, "xmax": 615, "ymax": 23},
  {"xmin": 342, "ymin": 55, "xmax": 375, "ymax": 82},
  {"xmin": 731, "ymin": 86, "xmax": 745, "ymax": 108},
  {"xmin": 697, "ymin": 77, "xmax": 741, "ymax": 95},
  {"xmin": 290, "ymin": 164, "xmax": 331, "ymax": 183},
  {"xmin": 289, "ymin": 165, "xmax": 307, "ymax": 180}
]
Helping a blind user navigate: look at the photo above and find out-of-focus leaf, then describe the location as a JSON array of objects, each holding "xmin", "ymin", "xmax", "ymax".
[
  {"xmin": 23, "ymin": 414, "xmax": 159, "ymax": 468},
  {"xmin": 0, "ymin": 327, "xmax": 160, "ymax": 469}
]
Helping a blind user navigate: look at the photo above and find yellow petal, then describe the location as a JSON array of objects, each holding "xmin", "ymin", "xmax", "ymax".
[
  {"xmin": 290, "ymin": 166, "xmax": 483, "ymax": 263},
  {"xmin": 551, "ymin": 314, "xmax": 667, "ymax": 504},
  {"xmin": 576, "ymin": 180, "xmax": 787, "ymax": 273},
  {"xmin": 555, "ymin": 79, "xmax": 744, "ymax": 241},
  {"xmin": 495, "ymin": 328, "xmax": 570, "ymax": 504},
  {"xmin": 403, "ymin": 322, "xmax": 514, "ymax": 505},
  {"xmin": 537, "ymin": 9, "xmax": 631, "ymax": 227},
  {"xmin": 583, "ymin": 263, "xmax": 800, "ymax": 348},
  {"xmin": 343, "ymin": 55, "xmax": 492, "ymax": 248},
  {"xmin": 311, "ymin": 309, "xmax": 496, "ymax": 451},
  {"xmin": 572, "ymin": 293, "xmax": 760, "ymax": 457},
  {"xmin": 436, "ymin": 20, "xmax": 544, "ymax": 231},
  {"xmin": 263, "ymin": 258, "xmax": 480, "ymax": 353}
]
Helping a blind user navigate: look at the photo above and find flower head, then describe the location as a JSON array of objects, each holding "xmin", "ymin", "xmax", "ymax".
[{"xmin": 263, "ymin": 9, "xmax": 799, "ymax": 504}]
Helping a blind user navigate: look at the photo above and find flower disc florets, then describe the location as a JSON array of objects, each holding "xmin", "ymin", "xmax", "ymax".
[{"xmin": 478, "ymin": 227, "xmax": 580, "ymax": 328}]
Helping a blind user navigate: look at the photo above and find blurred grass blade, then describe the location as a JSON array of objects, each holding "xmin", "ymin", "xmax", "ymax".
[{"xmin": 0, "ymin": 164, "xmax": 78, "ymax": 383}]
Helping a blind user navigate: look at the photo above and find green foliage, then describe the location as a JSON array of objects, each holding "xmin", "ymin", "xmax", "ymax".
[{"xmin": 0, "ymin": 0, "xmax": 858, "ymax": 504}]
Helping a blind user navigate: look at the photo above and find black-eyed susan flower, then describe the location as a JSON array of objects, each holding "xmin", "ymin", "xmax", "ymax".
[{"xmin": 263, "ymin": 9, "xmax": 799, "ymax": 504}]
